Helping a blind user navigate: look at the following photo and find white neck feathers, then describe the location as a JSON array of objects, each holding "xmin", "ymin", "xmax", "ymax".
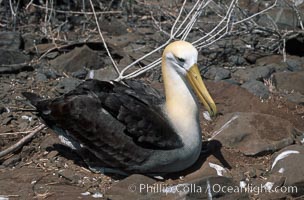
[{"xmin": 162, "ymin": 60, "xmax": 200, "ymax": 142}]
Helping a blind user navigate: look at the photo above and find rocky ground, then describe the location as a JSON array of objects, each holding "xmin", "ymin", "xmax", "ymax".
[{"xmin": 0, "ymin": 0, "xmax": 304, "ymax": 199}]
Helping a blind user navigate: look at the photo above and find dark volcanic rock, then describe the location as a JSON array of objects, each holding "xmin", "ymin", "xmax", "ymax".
[
  {"xmin": 228, "ymin": 55, "xmax": 246, "ymax": 66},
  {"xmin": 286, "ymin": 59, "xmax": 304, "ymax": 72},
  {"xmin": 222, "ymin": 78, "xmax": 241, "ymax": 86},
  {"xmin": 0, "ymin": 167, "xmax": 89, "ymax": 199},
  {"xmin": 2, "ymin": 115, "xmax": 14, "ymax": 125},
  {"xmin": 204, "ymin": 67, "xmax": 231, "ymax": 81},
  {"xmin": 58, "ymin": 169, "xmax": 80, "ymax": 183},
  {"xmin": 211, "ymin": 112, "xmax": 296, "ymax": 156},
  {"xmin": 285, "ymin": 92, "xmax": 304, "ymax": 105},
  {"xmin": 72, "ymin": 68, "xmax": 88, "ymax": 79},
  {"xmin": 46, "ymin": 150, "xmax": 59, "ymax": 159},
  {"xmin": 56, "ymin": 78, "xmax": 82, "ymax": 94},
  {"xmin": 100, "ymin": 18, "xmax": 128, "ymax": 36},
  {"xmin": 186, "ymin": 176, "xmax": 249, "ymax": 200},
  {"xmin": 256, "ymin": 55, "xmax": 283, "ymax": 66},
  {"xmin": 273, "ymin": 71, "xmax": 304, "ymax": 94},
  {"xmin": 17, "ymin": 71, "xmax": 28, "ymax": 79},
  {"xmin": 35, "ymin": 72, "xmax": 48, "ymax": 81},
  {"xmin": 184, "ymin": 155, "xmax": 231, "ymax": 182},
  {"xmin": 256, "ymin": 55, "xmax": 304, "ymax": 72},
  {"xmin": 106, "ymin": 33, "xmax": 140, "ymax": 48},
  {"xmin": 50, "ymin": 45, "xmax": 104, "ymax": 73},
  {"xmin": 106, "ymin": 175, "xmax": 248, "ymax": 200},
  {"xmin": 38, "ymin": 67, "xmax": 60, "ymax": 79},
  {"xmin": 40, "ymin": 134, "xmax": 62, "ymax": 151},
  {"xmin": 270, "ymin": 145, "xmax": 304, "ymax": 197},
  {"xmin": 267, "ymin": 7, "xmax": 302, "ymax": 29},
  {"xmin": 232, "ymin": 66, "xmax": 274, "ymax": 83},
  {"xmin": 0, "ymin": 32, "xmax": 22, "ymax": 50},
  {"xmin": 241, "ymin": 80, "xmax": 269, "ymax": 99},
  {"xmin": 2, "ymin": 154, "xmax": 21, "ymax": 167},
  {"xmin": 106, "ymin": 174, "xmax": 156, "ymax": 200},
  {"xmin": 22, "ymin": 33, "xmax": 39, "ymax": 51},
  {"xmin": 0, "ymin": 49, "xmax": 30, "ymax": 65},
  {"xmin": 265, "ymin": 63, "xmax": 288, "ymax": 73}
]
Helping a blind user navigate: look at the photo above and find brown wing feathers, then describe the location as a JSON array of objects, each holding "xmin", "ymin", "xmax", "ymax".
[{"xmin": 23, "ymin": 79, "xmax": 183, "ymax": 170}]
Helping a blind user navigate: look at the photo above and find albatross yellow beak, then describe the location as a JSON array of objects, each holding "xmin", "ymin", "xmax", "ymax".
[{"xmin": 186, "ymin": 64, "xmax": 217, "ymax": 116}]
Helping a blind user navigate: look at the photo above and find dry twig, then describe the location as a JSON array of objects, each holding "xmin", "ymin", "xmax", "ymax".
[
  {"xmin": 0, "ymin": 130, "xmax": 33, "ymax": 136},
  {"xmin": 291, "ymin": 1, "xmax": 304, "ymax": 30},
  {"xmin": 9, "ymin": 0, "xmax": 17, "ymax": 17},
  {"xmin": 0, "ymin": 124, "xmax": 46, "ymax": 158}
]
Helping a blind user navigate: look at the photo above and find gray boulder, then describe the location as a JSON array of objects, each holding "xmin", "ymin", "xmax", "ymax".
[
  {"xmin": 273, "ymin": 71, "xmax": 304, "ymax": 94},
  {"xmin": 270, "ymin": 145, "xmax": 304, "ymax": 197},
  {"xmin": 241, "ymin": 80, "xmax": 269, "ymax": 99},
  {"xmin": 211, "ymin": 112, "xmax": 296, "ymax": 156}
]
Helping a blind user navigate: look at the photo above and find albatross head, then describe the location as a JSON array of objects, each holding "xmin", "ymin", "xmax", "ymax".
[{"xmin": 162, "ymin": 41, "xmax": 217, "ymax": 116}]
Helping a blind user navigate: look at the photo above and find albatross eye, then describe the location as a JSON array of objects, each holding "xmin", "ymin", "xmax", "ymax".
[{"xmin": 177, "ymin": 57, "xmax": 185, "ymax": 63}]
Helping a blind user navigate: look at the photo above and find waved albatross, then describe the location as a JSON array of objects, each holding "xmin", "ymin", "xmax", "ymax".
[{"xmin": 23, "ymin": 41, "xmax": 217, "ymax": 174}]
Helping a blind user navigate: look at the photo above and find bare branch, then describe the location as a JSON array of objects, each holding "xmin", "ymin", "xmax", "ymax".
[
  {"xmin": 0, "ymin": 124, "xmax": 46, "ymax": 158},
  {"xmin": 0, "ymin": 130, "xmax": 33, "ymax": 136},
  {"xmin": 9, "ymin": 0, "xmax": 16, "ymax": 17},
  {"xmin": 291, "ymin": 1, "xmax": 304, "ymax": 30},
  {"xmin": 25, "ymin": 0, "xmax": 34, "ymax": 10}
]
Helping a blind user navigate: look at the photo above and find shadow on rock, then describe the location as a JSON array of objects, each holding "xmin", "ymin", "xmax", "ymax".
[{"xmin": 164, "ymin": 140, "xmax": 230, "ymax": 179}]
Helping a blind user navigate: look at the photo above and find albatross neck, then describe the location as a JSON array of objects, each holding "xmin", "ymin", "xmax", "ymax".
[{"xmin": 162, "ymin": 61, "xmax": 201, "ymax": 140}]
